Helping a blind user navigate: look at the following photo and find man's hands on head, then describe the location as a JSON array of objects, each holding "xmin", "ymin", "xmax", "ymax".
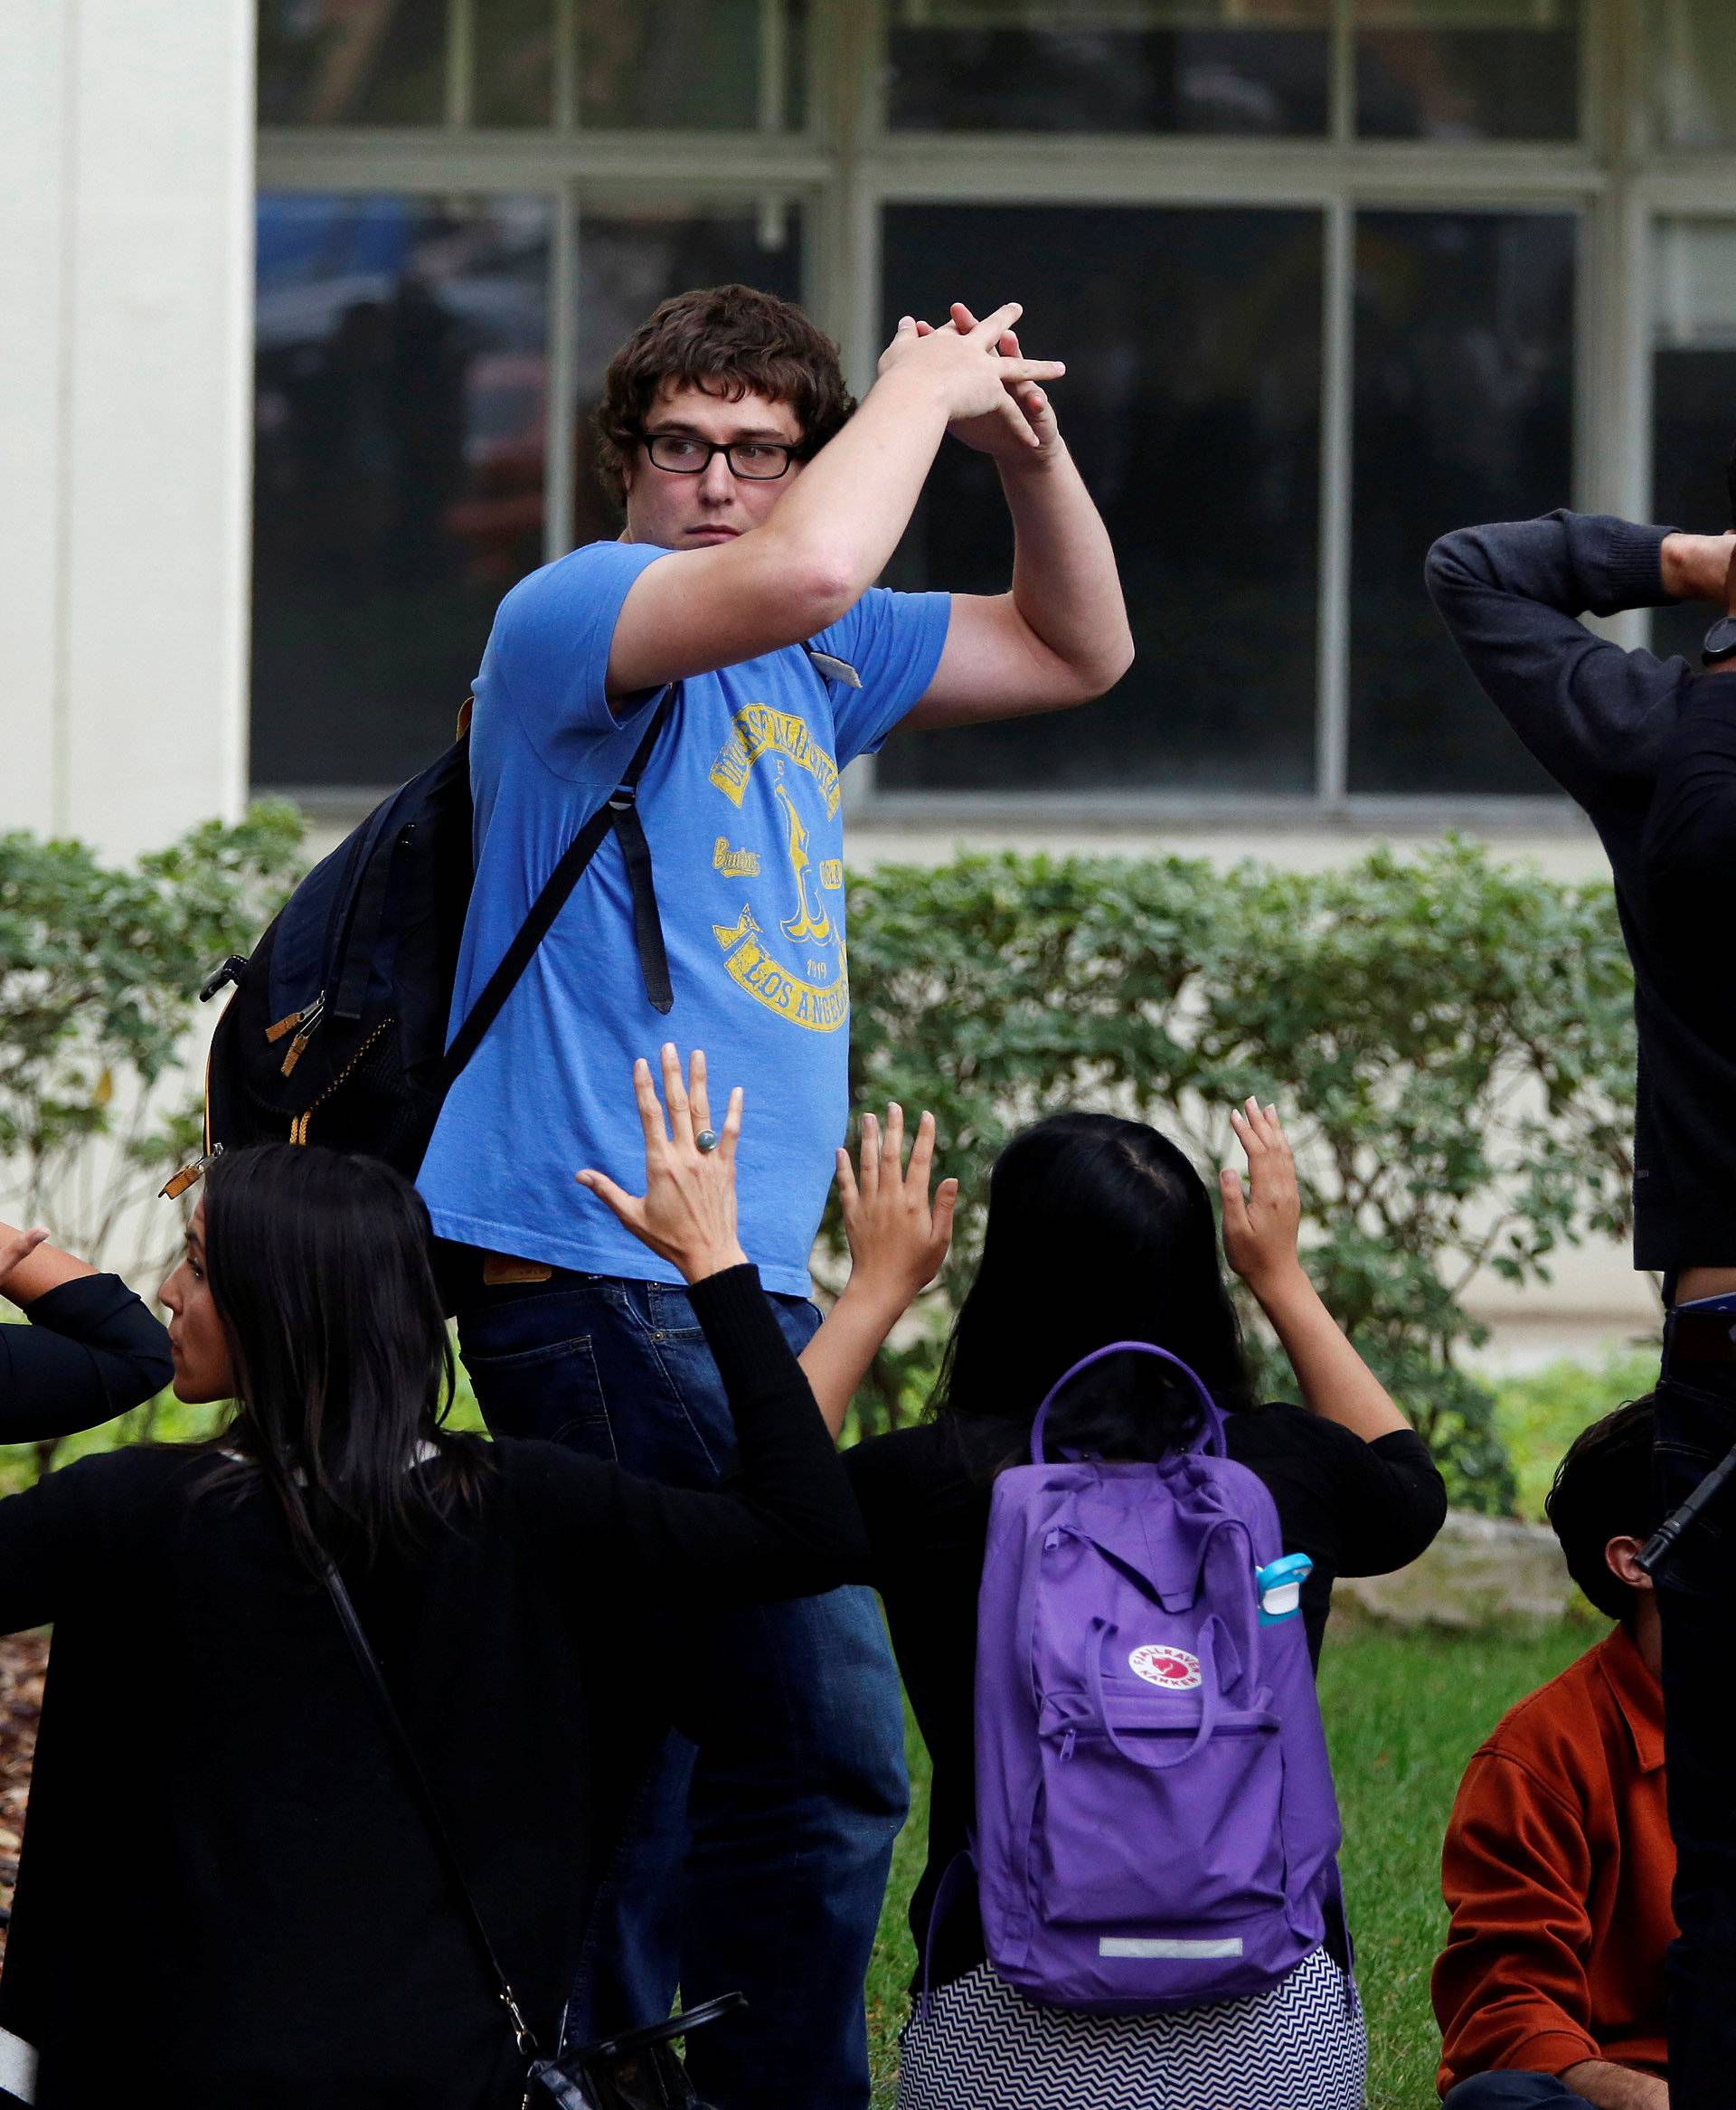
[
  {"xmin": 1659, "ymin": 529, "xmax": 1736, "ymax": 609},
  {"xmin": 875, "ymin": 300, "xmax": 1064, "ymax": 459},
  {"xmin": 575, "ymin": 1046, "xmax": 750, "ymax": 1285}
]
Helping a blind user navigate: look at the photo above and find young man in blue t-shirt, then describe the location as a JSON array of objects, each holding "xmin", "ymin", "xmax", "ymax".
[{"xmin": 419, "ymin": 282, "xmax": 1132, "ymax": 2109}]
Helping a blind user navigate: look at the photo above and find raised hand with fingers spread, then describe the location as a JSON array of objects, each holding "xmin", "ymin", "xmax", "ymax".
[
  {"xmin": 835, "ymin": 1103, "xmax": 959, "ymax": 1311},
  {"xmin": 798, "ymin": 1103, "xmax": 958, "ymax": 1438},
  {"xmin": 1218, "ymin": 1097, "xmax": 1408, "ymax": 1443},
  {"xmin": 1219, "ymin": 1098, "xmax": 1304, "ymax": 1301},
  {"xmin": 575, "ymin": 1045, "xmax": 748, "ymax": 1284}
]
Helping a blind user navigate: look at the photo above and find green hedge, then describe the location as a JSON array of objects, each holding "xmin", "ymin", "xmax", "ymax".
[
  {"xmin": 4, "ymin": 814, "xmax": 1642, "ymax": 1510},
  {"xmin": 833, "ymin": 839, "xmax": 1640, "ymax": 1511}
]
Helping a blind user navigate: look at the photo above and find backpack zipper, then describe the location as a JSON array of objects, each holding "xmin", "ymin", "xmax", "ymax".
[
  {"xmin": 286, "ymin": 1016, "xmax": 393, "ymax": 1145},
  {"xmin": 269, "ymin": 992, "xmax": 327, "ymax": 1077}
]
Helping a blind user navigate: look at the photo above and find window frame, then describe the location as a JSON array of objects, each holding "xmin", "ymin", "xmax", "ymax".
[{"xmin": 253, "ymin": 0, "xmax": 1684, "ymax": 828}]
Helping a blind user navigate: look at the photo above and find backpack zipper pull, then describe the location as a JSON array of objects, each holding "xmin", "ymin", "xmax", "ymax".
[
  {"xmin": 159, "ymin": 1142, "xmax": 225, "ymax": 1201},
  {"xmin": 278, "ymin": 995, "xmax": 327, "ymax": 1077},
  {"xmin": 265, "ymin": 992, "xmax": 323, "ymax": 1045},
  {"xmin": 1060, "ymin": 1728, "xmax": 1077, "ymax": 1763}
]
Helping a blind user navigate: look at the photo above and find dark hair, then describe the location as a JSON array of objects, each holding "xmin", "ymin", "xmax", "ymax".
[
  {"xmin": 1543, "ymin": 1395, "xmax": 1660, "ymax": 1621},
  {"xmin": 930, "ymin": 1112, "xmax": 1255, "ymax": 1469},
  {"xmin": 592, "ymin": 284, "xmax": 855, "ymax": 508},
  {"xmin": 201, "ymin": 1143, "xmax": 487, "ymax": 1569}
]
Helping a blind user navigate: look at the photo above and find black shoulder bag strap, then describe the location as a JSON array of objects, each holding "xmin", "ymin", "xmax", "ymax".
[
  {"xmin": 435, "ymin": 681, "xmax": 678, "ymax": 1098},
  {"xmin": 322, "ymin": 1564, "xmax": 546, "ymax": 2071}
]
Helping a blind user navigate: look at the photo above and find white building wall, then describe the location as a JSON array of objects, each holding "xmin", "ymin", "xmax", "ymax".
[{"xmin": 0, "ymin": 0, "xmax": 254, "ymax": 861}]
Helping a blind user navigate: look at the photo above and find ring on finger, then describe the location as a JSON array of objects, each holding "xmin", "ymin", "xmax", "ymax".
[{"xmin": 695, "ymin": 1129, "xmax": 721, "ymax": 1154}]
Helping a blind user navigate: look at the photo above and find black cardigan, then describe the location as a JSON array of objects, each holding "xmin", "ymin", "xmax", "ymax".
[
  {"xmin": 0, "ymin": 1266, "xmax": 863, "ymax": 2109},
  {"xmin": 1426, "ymin": 510, "xmax": 1732, "ymax": 1268},
  {"xmin": 844, "ymin": 1405, "xmax": 1448, "ymax": 1993},
  {"xmin": 0, "ymin": 1274, "xmax": 173, "ymax": 1443}
]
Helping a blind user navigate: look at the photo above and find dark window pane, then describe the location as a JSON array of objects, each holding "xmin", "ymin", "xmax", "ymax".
[
  {"xmin": 577, "ymin": 0, "xmax": 806, "ymax": 130},
  {"xmin": 1356, "ymin": 0, "xmax": 1579, "ymax": 142},
  {"xmin": 258, "ymin": 0, "xmax": 446, "ymax": 127},
  {"xmin": 1652, "ymin": 220, "xmax": 1736, "ymax": 668},
  {"xmin": 1349, "ymin": 211, "xmax": 1576, "ymax": 796},
  {"xmin": 252, "ymin": 196, "xmax": 551, "ymax": 789},
  {"xmin": 1655, "ymin": 0, "xmax": 1736, "ymax": 150},
  {"xmin": 476, "ymin": 0, "xmax": 556, "ymax": 127},
  {"xmin": 879, "ymin": 205, "xmax": 1323, "ymax": 795},
  {"xmin": 887, "ymin": 1, "xmax": 1329, "ymax": 136},
  {"xmin": 571, "ymin": 204, "xmax": 806, "ymax": 547}
]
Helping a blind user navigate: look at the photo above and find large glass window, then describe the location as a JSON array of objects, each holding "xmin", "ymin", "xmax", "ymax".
[
  {"xmin": 1348, "ymin": 210, "xmax": 1576, "ymax": 795},
  {"xmin": 251, "ymin": 194, "xmax": 806, "ymax": 788},
  {"xmin": 1652, "ymin": 0, "xmax": 1736, "ymax": 151},
  {"xmin": 1356, "ymin": 0, "xmax": 1580, "ymax": 142},
  {"xmin": 578, "ymin": 0, "xmax": 807, "ymax": 130},
  {"xmin": 1653, "ymin": 218, "xmax": 1736, "ymax": 668},
  {"xmin": 258, "ymin": 1, "xmax": 448, "ymax": 126},
  {"xmin": 252, "ymin": 195, "xmax": 552, "ymax": 788},
  {"xmin": 877, "ymin": 203, "xmax": 1323, "ymax": 795},
  {"xmin": 259, "ymin": 0, "xmax": 807, "ymax": 130},
  {"xmin": 884, "ymin": 0, "xmax": 1331, "ymax": 136}
]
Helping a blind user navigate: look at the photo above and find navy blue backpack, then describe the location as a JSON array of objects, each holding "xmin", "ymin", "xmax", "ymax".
[{"xmin": 166, "ymin": 687, "xmax": 675, "ymax": 1204}]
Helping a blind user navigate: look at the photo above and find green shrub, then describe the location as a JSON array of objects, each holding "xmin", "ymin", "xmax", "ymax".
[
  {"xmin": 833, "ymin": 839, "xmax": 1637, "ymax": 1513},
  {"xmin": 5, "ymin": 818, "xmax": 1639, "ymax": 1513},
  {"xmin": 0, "ymin": 805, "xmax": 307, "ymax": 1262},
  {"xmin": 1493, "ymin": 1344, "xmax": 1663, "ymax": 1521}
]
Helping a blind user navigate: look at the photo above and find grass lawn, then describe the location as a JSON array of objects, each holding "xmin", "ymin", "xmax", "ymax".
[{"xmin": 865, "ymin": 1613, "xmax": 1594, "ymax": 2110}]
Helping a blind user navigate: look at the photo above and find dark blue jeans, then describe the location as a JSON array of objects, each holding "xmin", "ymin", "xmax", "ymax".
[
  {"xmin": 457, "ymin": 1268, "xmax": 908, "ymax": 2110},
  {"xmin": 1653, "ymin": 1315, "xmax": 1736, "ymax": 2110},
  {"xmin": 1442, "ymin": 2076, "xmax": 1594, "ymax": 2108}
]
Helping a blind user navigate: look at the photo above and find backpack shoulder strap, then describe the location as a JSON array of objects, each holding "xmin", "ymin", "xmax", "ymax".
[{"xmin": 436, "ymin": 682, "xmax": 676, "ymax": 1094}]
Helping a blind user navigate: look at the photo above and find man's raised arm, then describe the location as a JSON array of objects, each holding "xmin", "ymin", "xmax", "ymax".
[
  {"xmin": 1425, "ymin": 510, "xmax": 1733, "ymax": 806},
  {"xmin": 902, "ymin": 302, "xmax": 1134, "ymax": 729},
  {"xmin": 606, "ymin": 303, "xmax": 1063, "ymax": 699}
]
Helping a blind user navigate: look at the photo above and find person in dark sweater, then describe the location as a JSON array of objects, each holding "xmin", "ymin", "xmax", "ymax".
[
  {"xmin": 0, "ymin": 1047, "xmax": 865, "ymax": 2110},
  {"xmin": 0, "ymin": 1220, "xmax": 173, "ymax": 1442},
  {"xmin": 797, "ymin": 1098, "xmax": 1446, "ymax": 2107},
  {"xmin": 1428, "ymin": 505, "xmax": 1736, "ymax": 2107}
]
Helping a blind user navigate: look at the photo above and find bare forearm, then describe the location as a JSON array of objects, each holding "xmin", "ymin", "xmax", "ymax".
[
  {"xmin": 1249, "ymin": 1263, "xmax": 1410, "ymax": 1442},
  {"xmin": 1559, "ymin": 2060, "xmax": 1668, "ymax": 2110},
  {"xmin": 999, "ymin": 445, "xmax": 1133, "ymax": 694},
  {"xmin": 756, "ymin": 371, "xmax": 953, "ymax": 616},
  {"xmin": 0, "ymin": 1225, "xmax": 97, "ymax": 1307},
  {"xmin": 798, "ymin": 1282, "xmax": 905, "ymax": 1440}
]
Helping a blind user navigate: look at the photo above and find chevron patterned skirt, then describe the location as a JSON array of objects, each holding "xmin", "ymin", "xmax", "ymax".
[{"xmin": 896, "ymin": 1944, "xmax": 1366, "ymax": 2110}]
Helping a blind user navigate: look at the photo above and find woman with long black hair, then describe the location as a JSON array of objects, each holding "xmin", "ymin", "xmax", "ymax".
[
  {"xmin": 0, "ymin": 1047, "xmax": 863, "ymax": 2110},
  {"xmin": 0, "ymin": 1222, "xmax": 172, "ymax": 1442},
  {"xmin": 801, "ymin": 1099, "xmax": 1448, "ymax": 2110}
]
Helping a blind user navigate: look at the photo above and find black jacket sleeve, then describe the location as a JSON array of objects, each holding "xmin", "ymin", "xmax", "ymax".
[
  {"xmin": 0, "ymin": 1274, "xmax": 175, "ymax": 1444},
  {"xmin": 1424, "ymin": 511, "xmax": 1689, "ymax": 812},
  {"xmin": 520, "ymin": 1264, "xmax": 868, "ymax": 1606},
  {"xmin": 1327, "ymin": 1426, "xmax": 1448, "ymax": 1577}
]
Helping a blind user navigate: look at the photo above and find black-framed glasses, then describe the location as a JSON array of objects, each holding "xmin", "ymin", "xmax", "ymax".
[{"xmin": 638, "ymin": 431, "xmax": 800, "ymax": 480}]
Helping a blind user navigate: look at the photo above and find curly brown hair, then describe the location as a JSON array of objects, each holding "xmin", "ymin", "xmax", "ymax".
[{"xmin": 591, "ymin": 283, "xmax": 855, "ymax": 510}]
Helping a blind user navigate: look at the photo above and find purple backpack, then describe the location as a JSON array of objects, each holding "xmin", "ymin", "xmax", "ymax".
[{"xmin": 962, "ymin": 1341, "xmax": 1344, "ymax": 2014}]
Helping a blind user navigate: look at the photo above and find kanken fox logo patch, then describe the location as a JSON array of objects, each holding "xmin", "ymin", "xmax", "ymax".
[{"xmin": 1128, "ymin": 1642, "xmax": 1202, "ymax": 1690}]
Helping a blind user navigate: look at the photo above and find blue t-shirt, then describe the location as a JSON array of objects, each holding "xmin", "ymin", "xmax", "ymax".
[{"xmin": 418, "ymin": 541, "xmax": 951, "ymax": 1297}]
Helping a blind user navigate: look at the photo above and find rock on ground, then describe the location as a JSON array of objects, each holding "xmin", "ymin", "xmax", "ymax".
[{"xmin": 1338, "ymin": 1509, "xmax": 1578, "ymax": 1630}]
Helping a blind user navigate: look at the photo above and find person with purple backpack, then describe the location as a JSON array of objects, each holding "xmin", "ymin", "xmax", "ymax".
[{"xmin": 800, "ymin": 1097, "xmax": 1448, "ymax": 2108}]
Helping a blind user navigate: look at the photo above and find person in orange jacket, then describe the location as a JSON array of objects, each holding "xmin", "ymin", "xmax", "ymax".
[{"xmin": 1433, "ymin": 1397, "xmax": 1675, "ymax": 2110}]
